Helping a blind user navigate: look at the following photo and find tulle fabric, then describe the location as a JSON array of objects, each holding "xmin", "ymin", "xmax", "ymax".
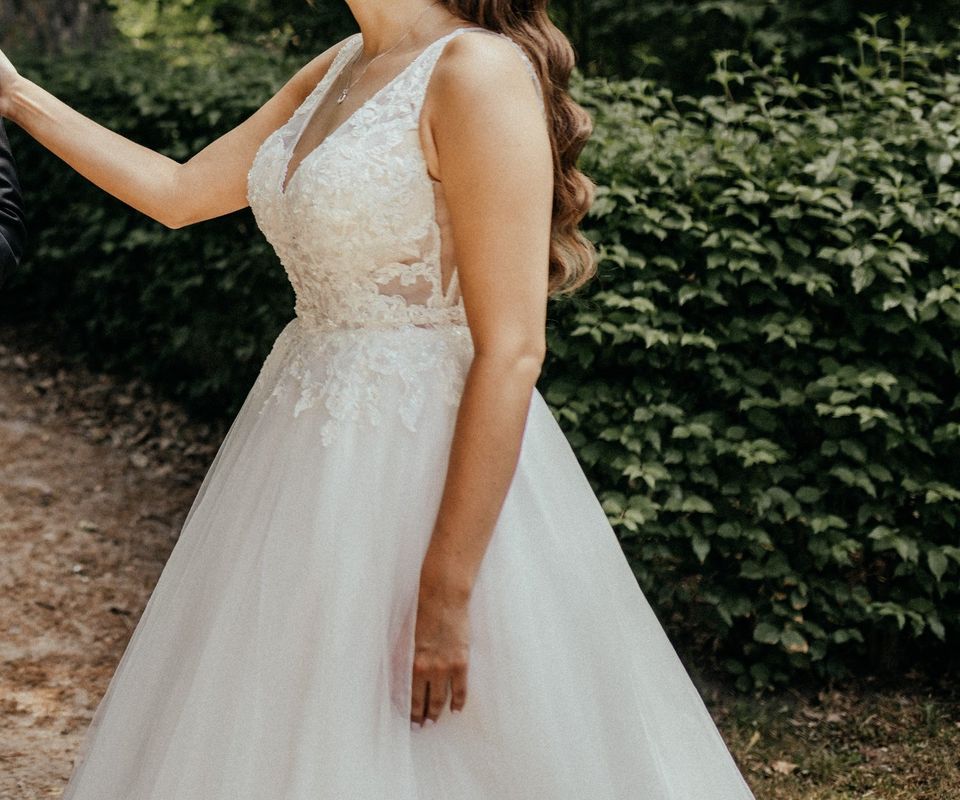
[{"xmin": 61, "ymin": 321, "xmax": 756, "ymax": 799}]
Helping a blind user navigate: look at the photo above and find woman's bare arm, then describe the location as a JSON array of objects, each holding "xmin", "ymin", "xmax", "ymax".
[
  {"xmin": 410, "ymin": 33, "xmax": 553, "ymax": 725},
  {"xmin": 0, "ymin": 42, "xmax": 347, "ymax": 229}
]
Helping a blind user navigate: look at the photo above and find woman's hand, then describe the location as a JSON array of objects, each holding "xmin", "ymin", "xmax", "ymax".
[
  {"xmin": 0, "ymin": 48, "xmax": 23, "ymax": 118},
  {"xmin": 410, "ymin": 569, "xmax": 471, "ymax": 726}
]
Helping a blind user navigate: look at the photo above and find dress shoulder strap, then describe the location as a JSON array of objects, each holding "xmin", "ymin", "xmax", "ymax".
[
  {"xmin": 280, "ymin": 34, "xmax": 362, "ymax": 151},
  {"xmin": 411, "ymin": 26, "xmax": 547, "ymax": 120}
]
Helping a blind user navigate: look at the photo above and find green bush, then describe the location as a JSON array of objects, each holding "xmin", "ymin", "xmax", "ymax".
[
  {"xmin": 3, "ymin": 28, "xmax": 958, "ymax": 689},
  {"xmin": 551, "ymin": 27, "xmax": 960, "ymax": 688}
]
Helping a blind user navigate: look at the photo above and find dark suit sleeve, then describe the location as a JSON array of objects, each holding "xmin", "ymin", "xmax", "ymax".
[{"xmin": 0, "ymin": 119, "xmax": 27, "ymax": 281}]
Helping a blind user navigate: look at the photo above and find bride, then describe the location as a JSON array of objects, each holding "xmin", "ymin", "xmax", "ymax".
[{"xmin": 1, "ymin": 2, "xmax": 758, "ymax": 798}]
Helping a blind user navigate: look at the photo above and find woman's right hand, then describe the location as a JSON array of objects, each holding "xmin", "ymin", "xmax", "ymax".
[{"xmin": 0, "ymin": 47, "xmax": 22, "ymax": 118}]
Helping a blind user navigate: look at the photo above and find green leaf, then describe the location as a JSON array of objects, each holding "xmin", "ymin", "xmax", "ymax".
[
  {"xmin": 780, "ymin": 629, "xmax": 809, "ymax": 654},
  {"xmin": 680, "ymin": 495, "xmax": 716, "ymax": 514},
  {"xmin": 927, "ymin": 549, "xmax": 949, "ymax": 582},
  {"xmin": 753, "ymin": 622, "xmax": 781, "ymax": 645},
  {"xmin": 795, "ymin": 486, "xmax": 822, "ymax": 503},
  {"xmin": 692, "ymin": 533, "xmax": 711, "ymax": 563}
]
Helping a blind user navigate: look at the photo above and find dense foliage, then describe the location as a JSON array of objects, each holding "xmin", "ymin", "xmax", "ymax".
[
  {"xmin": 5, "ymin": 0, "xmax": 959, "ymax": 89},
  {"xmin": 552, "ymin": 24, "xmax": 960, "ymax": 688},
  {"xmin": 3, "ymin": 23, "xmax": 958, "ymax": 689}
]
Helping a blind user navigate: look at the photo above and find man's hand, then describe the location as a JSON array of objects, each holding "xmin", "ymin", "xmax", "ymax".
[{"xmin": 0, "ymin": 119, "xmax": 27, "ymax": 281}]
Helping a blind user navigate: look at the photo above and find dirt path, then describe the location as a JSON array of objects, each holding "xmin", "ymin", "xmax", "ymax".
[{"xmin": 0, "ymin": 326, "xmax": 224, "ymax": 798}]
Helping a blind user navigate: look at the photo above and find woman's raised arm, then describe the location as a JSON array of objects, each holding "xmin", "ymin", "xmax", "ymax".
[{"xmin": 0, "ymin": 40, "xmax": 346, "ymax": 229}]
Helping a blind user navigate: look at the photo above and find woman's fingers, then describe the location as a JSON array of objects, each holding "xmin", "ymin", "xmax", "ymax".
[
  {"xmin": 410, "ymin": 666, "xmax": 429, "ymax": 726},
  {"xmin": 410, "ymin": 663, "xmax": 469, "ymax": 725},
  {"xmin": 449, "ymin": 661, "xmax": 468, "ymax": 713},
  {"xmin": 425, "ymin": 673, "xmax": 450, "ymax": 722}
]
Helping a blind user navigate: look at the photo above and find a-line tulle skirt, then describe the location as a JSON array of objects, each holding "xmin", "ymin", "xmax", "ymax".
[{"xmin": 61, "ymin": 319, "xmax": 757, "ymax": 799}]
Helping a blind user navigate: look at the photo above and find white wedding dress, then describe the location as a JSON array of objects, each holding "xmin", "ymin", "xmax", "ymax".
[{"xmin": 61, "ymin": 26, "xmax": 757, "ymax": 800}]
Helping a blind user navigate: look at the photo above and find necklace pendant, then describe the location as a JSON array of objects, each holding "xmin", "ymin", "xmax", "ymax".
[{"xmin": 336, "ymin": 87, "xmax": 349, "ymax": 104}]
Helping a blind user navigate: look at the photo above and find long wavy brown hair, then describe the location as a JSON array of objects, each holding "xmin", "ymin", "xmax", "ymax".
[{"xmin": 440, "ymin": 0, "xmax": 597, "ymax": 296}]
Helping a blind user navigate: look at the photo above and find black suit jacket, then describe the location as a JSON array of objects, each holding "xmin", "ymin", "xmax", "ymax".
[{"xmin": 0, "ymin": 120, "xmax": 26, "ymax": 283}]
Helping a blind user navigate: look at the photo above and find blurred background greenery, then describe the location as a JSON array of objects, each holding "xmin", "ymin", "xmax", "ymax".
[{"xmin": 1, "ymin": 0, "xmax": 958, "ymax": 86}]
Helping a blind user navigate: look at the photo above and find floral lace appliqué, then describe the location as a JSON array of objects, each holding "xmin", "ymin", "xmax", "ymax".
[
  {"xmin": 252, "ymin": 320, "xmax": 474, "ymax": 446},
  {"xmin": 244, "ymin": 27, "xmax": 541, "ymax": 445}
]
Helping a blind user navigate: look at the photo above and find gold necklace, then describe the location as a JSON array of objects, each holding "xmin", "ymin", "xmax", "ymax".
[{"xmin": 336, "ymin": 1, "xmax": 443, "ymax": 104}]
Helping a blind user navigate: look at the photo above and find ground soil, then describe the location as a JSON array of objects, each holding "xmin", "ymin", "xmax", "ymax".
[{"xmin": 0, "ymin": 326, "xmax": 224, "ymax": 798}]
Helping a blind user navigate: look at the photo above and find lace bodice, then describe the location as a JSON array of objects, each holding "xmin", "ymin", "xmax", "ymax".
[
  {"xmin": 245, "ymin": 26, "xmax": 544, "ymax": 443},
  {"xmin": 247, "ymin": 25, "xmax": 543, "ymax": 332}
]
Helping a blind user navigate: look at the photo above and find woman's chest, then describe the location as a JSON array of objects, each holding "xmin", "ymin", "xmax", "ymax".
[{"xmin": 247, "ymin": 115, "xmax": 438, "ymax": 263}]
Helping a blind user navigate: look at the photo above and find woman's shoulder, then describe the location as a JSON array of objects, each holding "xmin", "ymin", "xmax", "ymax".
[
  {"xmin": 422, "ymin": 28, "xmax": 552, "ymax": 187},
  {"xmin": 431, "ymin": 28, "xmax": 545, "ymax": 117}
]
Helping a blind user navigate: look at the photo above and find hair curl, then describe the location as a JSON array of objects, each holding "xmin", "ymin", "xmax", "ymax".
[{"xmin": 440, "ymin": 0, "xmax": 598, "ymax": 295}]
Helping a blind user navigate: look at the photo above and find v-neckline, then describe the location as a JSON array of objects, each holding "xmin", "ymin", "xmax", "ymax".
[{"xmin": 279, "ymin": 26, "xmax": 480, "ymax": 196}]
